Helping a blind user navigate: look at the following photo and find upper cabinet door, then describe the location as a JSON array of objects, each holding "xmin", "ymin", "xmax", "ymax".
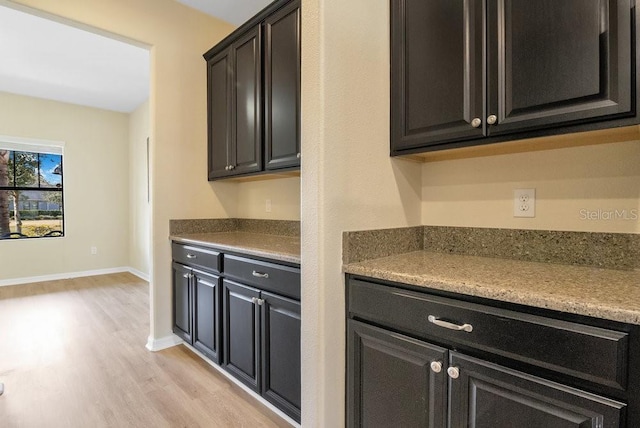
[
  {"xmin": 207, "ymin": 47, "xmax": 233, "ymax": 180},
  {"xmin": 487, "ymin": 0, "xmax": 633, "ymax": 135},
  {"xmin": 231, "ymin": 26, "xmax": 263, "ymax": 175},
  {"xmin": 264, "ymin": 0, "xmax": 301, "ymax": 171},
  {"xmin": 391, "ymin": 0, "xmax": 484, "ymax": 152}
]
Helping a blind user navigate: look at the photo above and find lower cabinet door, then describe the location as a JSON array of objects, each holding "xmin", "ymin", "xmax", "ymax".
[
  {"xmin": 193, "ymin": 270, "xmax": 221, "ymax": 364},
  {"xmin": 448, "ymin": 352, "xmax": 626, "ymax": 428},
  {"xmin": 261, "ymin": 291, "xmax": 301, "ymax": 422},
  {"xmin": 172, "ymin": 262, "xmax": 192, "ymax": 343},
  {"xmin": 347, "ymin": 320, "xmax": 448, "ymax": 428},
  {"xmin": 223, "ymin": 279, "xmax": 261, "ymax": 391}
]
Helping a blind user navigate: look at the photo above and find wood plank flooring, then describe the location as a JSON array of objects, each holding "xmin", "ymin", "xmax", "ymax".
[{"xmin": 0, "ymin": 273, "xmax": 291, "ymax": 428}]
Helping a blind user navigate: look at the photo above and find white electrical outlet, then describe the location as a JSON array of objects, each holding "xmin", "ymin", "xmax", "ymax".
[
  {"xmin": 265, "ymin": 199, "xmax": 272, "ymax": 213},
  {"xmin": 514, "ymin": 189, "xmax": 535, "ymax": 218},
  {"xmin": 91, "ymin": 246, "xmax": 98, "ymax": 255}
]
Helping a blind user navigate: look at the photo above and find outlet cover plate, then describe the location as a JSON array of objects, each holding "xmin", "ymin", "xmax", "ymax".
[{"xmin": 514, "ymin": 189, "xmax": 535, "ymax": 218}]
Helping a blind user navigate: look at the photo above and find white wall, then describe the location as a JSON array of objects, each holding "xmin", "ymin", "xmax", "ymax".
[
  {"xmin": 129, "ymin": 100, "xmax": 150, "ymax": 277},
  {"xmin": 9, "ymin": 0, "xmax": 238, "ymax": 342},
  {"xmin": 300, "ymin": 1, "xmax": 422, "ymax": 425},
  {"xmin": 0, "ymin": 91, "xmax": 130, "ymax": 280},
  {"xmin": 236, "ymin": 177, "xmax": 301, "ymax": 220},
  {"xmin": 422, "ymin": 139, "xmax": 640, "ymax": 233}
]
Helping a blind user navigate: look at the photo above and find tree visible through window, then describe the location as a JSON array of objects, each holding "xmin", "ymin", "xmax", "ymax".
[{"xmin": 0, "ymin": 144, "xmax": 64, "ymax": 239}]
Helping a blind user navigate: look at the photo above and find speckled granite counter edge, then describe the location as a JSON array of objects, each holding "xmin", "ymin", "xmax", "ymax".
[
  {"xmin": 171, "ymin": 234, "xmax": 300, "ymax": 265},
  {"xmin": 343, "ymin": 261, "xmax": 640, "ymax": 324},
  {"xmin": 170, "ymin": 218, "xmax": 300, "ymax": 237},
  {"xmin": 344, "ymin": 225, "xmax": 640, "ymax": 270}
]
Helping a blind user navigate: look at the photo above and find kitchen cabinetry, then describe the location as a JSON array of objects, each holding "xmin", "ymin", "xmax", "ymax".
[
  {"xmin": 204, "ymin": 0, "xmax": 300, "ymax": 180},
  {"xmin": 206, "ymin": 26, "xmax": 262, "ymax": 179},
  {"xmin": 346, "ymin": 275, "xmax": 639, "ymax": 427},
  {"xmin": 391, "ymin": 0, "xmax": 638, "ymax": 155},
  {"xmin": 172, "ymin": 243, "xmax": 222, "ymax": 363},
  {"xmin": 223, "ymin": 254, "xmax": 301, "ymax": 422},
  {"xmin": 171, "ymin": 242, "xmax": 301, "ymax": 422},
  {"xmin": 264, "ymin": 0, "xmax": 301, "ymax": 170}
]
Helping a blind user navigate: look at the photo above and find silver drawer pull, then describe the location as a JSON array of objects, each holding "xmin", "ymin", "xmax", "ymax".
[
  {"xmin": 186, "ymin": 253, "xmax": 197, "ymax": 259},
  {"xmin": 428, "ymin": 315, "xmax": 473, "ymax": 332},
  {"xmin": 252, "ymin": 271, "xmax": 269, "ymax": 279},
  {"xmin": 183, "ymin": 273, "xmax": 191, "ymax": 279}
]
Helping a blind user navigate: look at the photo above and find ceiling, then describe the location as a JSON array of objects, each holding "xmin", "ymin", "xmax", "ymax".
[
  {"xmin": 176, "ymin": 0, "xmax": 272, "ymax": 25},
  {"xmin": 0, "ymin": 5, "xmax": 150, "ymax": 113},
  {"xmin": 0, "ymin": 1, "xmax": 271, "ymax": 114}
]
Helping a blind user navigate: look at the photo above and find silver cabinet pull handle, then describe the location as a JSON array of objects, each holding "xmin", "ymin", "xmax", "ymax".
[
  {"xmin": 252, "ymin": 271, "xmax": 269, "ymax": 279},
  {"xmin": 430, "ymin": 361, "xmax": 443, "ymax": 373},
  {"xmin": 428, "ymin": 315, "xmax": 473, "ymax": 332},
  {"xmin": 470, "ymin": 117, "xmax": 482, "ymax": 128},
  {"xmin": 186, "ymin": 254, "xmax": 197, "ymax": 259},
  {"xmin": 251, "ymin": 297, "xmax": 258, "ymax": 304},
  {"xmin": 487, "ymin": 114, "xmax": 497, "ymax": 125},
  {"xmin": 183, "ymin": 273, "xmax": 190, "ymax": 279}
]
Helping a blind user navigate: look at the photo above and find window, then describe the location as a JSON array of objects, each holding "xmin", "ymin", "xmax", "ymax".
[{"xmin": 0, "ymin": 140, "xmax": 64, "ymax": 239}]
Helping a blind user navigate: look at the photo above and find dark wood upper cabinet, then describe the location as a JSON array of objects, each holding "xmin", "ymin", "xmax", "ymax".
[
  {"xmin": 207, "ymin": 48, "xmax": 232, "ymax": 180},
  {"xmin": 391, "ymin": 0, "xmax": 638, "ymax": 155},
  {"xmin": 204, "ymin": 0, "xmax": 300, "ymax": 180},
  {"xmin": 232, "ymin": 26, "xmax": 262, "ymax": 175},
  {"xmin": 488, "ymin": 0, "xmax": 632, "ymax": 135},
  {"xmin": 391, "ymin": 0, "xmax": 484, "ymax": 151},
  {"xmin": 265, "ymin": 0, "xmax": 301, "ymax": 170}
]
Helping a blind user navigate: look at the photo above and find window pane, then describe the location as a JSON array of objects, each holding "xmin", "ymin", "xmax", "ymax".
[
  {"xmin": 39, "ymin": 154, "xmax": 63, "ymax": 188},
  {"xmin": 0, "ymin": 150, "xmax": 13, "ymax": 187},
  {"xmin": 0, "ymin": 189, "xmax": 64, "ymax": 239},
  {"xmin": 14, "ymin": 152, "xmax": 39, "ymax": 188}
]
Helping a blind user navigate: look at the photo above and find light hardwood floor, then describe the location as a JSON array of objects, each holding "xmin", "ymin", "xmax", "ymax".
[{"xmin": 0, "ymin": 273, "xmax": 291, "ymax": 428}]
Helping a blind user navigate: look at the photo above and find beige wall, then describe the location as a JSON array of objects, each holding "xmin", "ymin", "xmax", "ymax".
[
  {"xmin": 300, "ymin": 0, "xmax": 422, "ymax": 425},
  {"xmin": 236, "ymin": 177, "xmax": 301, "ymax": 220},
  {"xmin": 8, "ymin": 0, "xmax": 237, "ymax": 340},
  {"xmin": 0, "ymin": 91, "xmax": 130, "ymax": 280},
  {"xmin": 129, "ymin": 100, "xmax": 150, "ymax": 277},
  {"xmin": 421, "ymin": 139, "xmax": 640, "ymax": 234}
]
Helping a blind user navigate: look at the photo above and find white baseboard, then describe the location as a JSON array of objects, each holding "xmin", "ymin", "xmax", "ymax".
[
  {"xmin": 146, "ymin": 334, "xmax": 183, "ymax": 352},
  {"xmin": 128, "ymin": 268, "xmax": 150, "ymax": 282},
  {"xmin": 0, "ymin": 266, "xmax": 151, "ymax": 287}
]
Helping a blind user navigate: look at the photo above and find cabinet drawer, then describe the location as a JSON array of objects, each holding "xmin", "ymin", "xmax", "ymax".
[
  {"xmin": 348, "ymin": 278, "xmax": 629, "ymax": 391},
  {"xmin": 172, "ymin": 242, "xmax": 221, "ymax": 273},
  {"xmin": 224, "ymin": 254, "xmax": 300, "ymax": 300}
]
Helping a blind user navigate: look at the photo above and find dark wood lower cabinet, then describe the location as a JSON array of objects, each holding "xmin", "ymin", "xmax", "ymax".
[
  {"xmin": 261, "ymin": 291, "xmax": 301, "ymax": 421},
  {"xmin": 172, "ymin": 243, "xmax": 301, "ymax": 423},
  {"xmin": 346, "ymin": 275, "xmax": 635, "ymax": 428},
  {"xmin": 172, "ymin": 262, "xmax": 192, "ymax": 343},
  {"xmin": 173, "ymin": 262, "xmax": 222, "ymax": 364},
  {"xmin": 347, "ymin": 320, "xmax": 447, "ymax": 428},
  {"xmin": 193, "ymin": 270, "xmax": 222, "ymax": 363},
  {"xmin": 223, "ymin": 279, "xmax": 261, "ymax": 390},
  {"xmin": 223, "ymin": 280, "xmax": 302, "ymax": 423},
  {"xmin": 450, "ymin": 353, "xmax": 624, "ymax": 428}
]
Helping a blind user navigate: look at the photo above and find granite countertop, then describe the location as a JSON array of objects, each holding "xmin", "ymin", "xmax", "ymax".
[
  {"xmin": 343, "ymin": 250, "xmax": 640, "ymax": 325},
  {"xmin": 171, "ymin": 232, "xmax": 300, "ymax": 265}
]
